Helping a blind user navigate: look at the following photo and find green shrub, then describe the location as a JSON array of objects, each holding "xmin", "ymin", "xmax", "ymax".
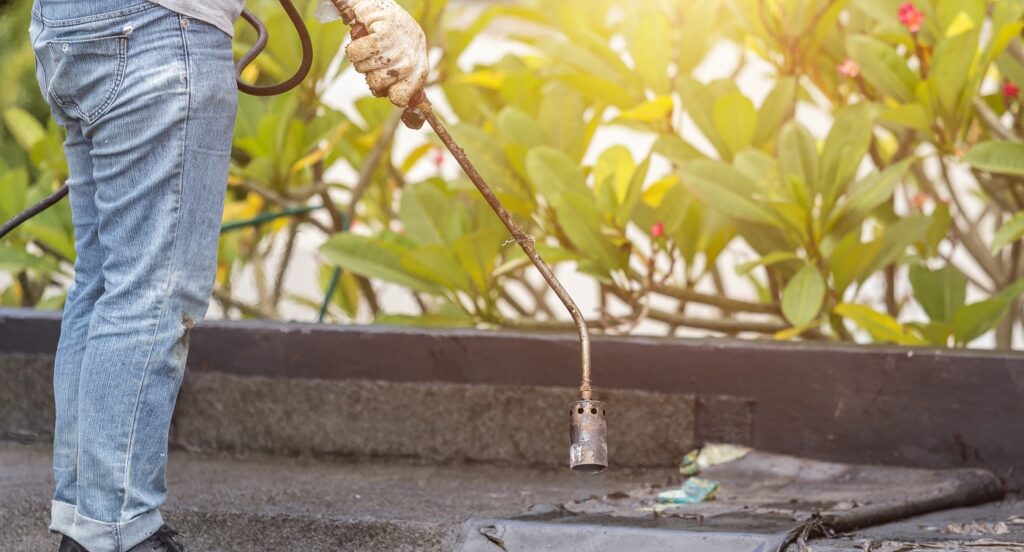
[{"xmin": 3, "ymin": 0, "xmax": 1024, "ymax": 348}]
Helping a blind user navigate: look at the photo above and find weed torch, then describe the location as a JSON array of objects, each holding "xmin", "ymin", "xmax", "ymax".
[{"xmin": 326, "ymin": 0, "xmax": 607, "ymax": 473}]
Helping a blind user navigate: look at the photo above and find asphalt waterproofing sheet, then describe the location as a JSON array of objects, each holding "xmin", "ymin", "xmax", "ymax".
[{"xmin": 455, "ymin": 450, "xmax": 1009, "ymax": 552}]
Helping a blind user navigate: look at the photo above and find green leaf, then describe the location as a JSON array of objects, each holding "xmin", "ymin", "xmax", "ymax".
[
  {"xmin": 554, "ymin": 191, "xmax": 626, "ymax": 272},
  {"xmin": 447, "ymin": 122, "xmax": 532, "ymax": 212},
  {"xmin": 846, "ymin": 35, "xmax": 919, "ymax": 102},
  {"xmin": 318, "ymin": 265, "xmax": 360, "ymax": 318},
  {"xmin": 909, "ymin": 265, "xmax": 967, "ymax": 323},
  {"xmin": 736, "ymin": 251, "xmax": 799, "ymax": 276},
  {"xmin": 712, "ymin": 92, "xmax": 758, "ymax": 160},
  {"xmin": 617, "ymin": 96, "xmax": 674, "ymax": 123},
  {"xmin": 830, "ymin": 233, "xmax": 885, "ymax": 294},
  {"xmin": 0, "ymin": 169, "xmax": 28, "ymax": 223},
  {"xmin": 2, "ymin": 107, "xmax": 46, "ymax": 152},
  {"xmin": 992, "ymin": 212, "xmax": 1024, "ymax": 252},
  {"xmin": 964, "ymin": 141, "xmax": 1024, "ymax": 176},
  {"xmin": 820, "ymin": 103, "xmax": 875, "ymax": 202},
  {"xmin": 625, "ymin": 5, "xmax": 672, "ymax": 94},
  {"xmin": 401, "ymin": 245, "xmax": 471, "ymax": 292},
  {"xmin": 593, "ymin": 146, "xmax": 635, "ymax": 207},
  {"xmin": 879, "ymin": 103, "xmax": 935, "ymax": 139},
  {"xmin": 781, "ymin": 265, "xmax": 826, "ymax": 326},
  {"xmin": 526, "ymin": 146, "xmax": 590, "ymax": 204},
  {"xmin": 925, "ymin": 202, "xmax": 952, "ymax": 256},
  {"xmin": 554, "ymin": 73, "xmax": 638, "ymax": 109},
  {"xmin": 681, "ymin": 159, "xmax": 779, "ymax": 225},
  {"xmin": 929, "ymin": 26, "xmax": 979, "ymax": 119},
  {"xmin": 533, "ymin": 37, "xmax": 624, "ymax": 86},
  {"xmin": 678, "ymin": 76, "xmax": 729, "ymax": 156},
  {"xmin": 652, "ymin": 135, "xmax": 704, "ymax": 165},
  {"xmin": 320, "ymin": 234, "xmax": 442, "ymax": 295},
  {"xmin": 615, "ymin": 157, "xmax": 649, "ymax": 228},
  {"xmin": 21, "ymin": 187, "xmax": 75, "ymax": 261},
  {"xmin": 952, "ymin": 277, "xmax": 1024, "ymax": 345},
  {"xmin": 864, "ymin": 215, "xmax": 932, "ymax": 276},
  {"xmin": 753, "ymin": 77, "xmax": 797, "ymax": 147},
  {"xmin": 777, "ymin": 122, "xmax": 819, "ymax": 194},
  {"xmin": 495, "ymin": 107, "xmax": 545, "ymax": 148},
  {"xmin": 830, "ymin": 158, "xmax": 913, "ymax": 228},
  {"xmin": 399, "ymin": 182, "xmax": 451, "ymax": 246},
  {"xmin": 453, "ymin": 226, "xmax": 504, "ymax": 292},
  {"xmin": 734, "ymin": 149, "xmax": 781, "ymax": 189},
  {"xmin": 909, "ymin": 321, "xmax": 954, "ymax": 346},
  {"xmin": 834, "ymin": 303, "xmax": 926, "ymax": 345},
  {"xmin": 0, "ymin": 244, "xmax": 60, "ymax": 273},
  {"xmin": 538, "ymin": 82, "xmax": 588, "ymax": 160}
]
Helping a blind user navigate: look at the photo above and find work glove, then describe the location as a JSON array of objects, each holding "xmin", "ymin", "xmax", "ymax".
[{"xmin": 339, "ymin": 0, "xmax": 429, "ymax": 107}]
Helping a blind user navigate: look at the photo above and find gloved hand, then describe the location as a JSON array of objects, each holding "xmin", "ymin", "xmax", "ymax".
[{"xmin": 342, "ymin": 0, "xmax": 428, "ymax": 107}]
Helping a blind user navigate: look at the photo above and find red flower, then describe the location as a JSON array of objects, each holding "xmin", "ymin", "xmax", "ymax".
[
  {"xmin": 898, "ymin": 2, "xmax": 925, "ymax": 33},
  {"xmin": 650, "ymin": 222, "xmax": 665, "ymax": 238},
  {"xmin": 1004, "ymin": 81, "xmax": 1020, "ymax": 99},
  {"xmin": 838, "ymin": 59, "xmax": 860, "ymax": 78}
]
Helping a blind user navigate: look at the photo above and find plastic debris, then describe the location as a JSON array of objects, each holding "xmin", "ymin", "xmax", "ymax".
[
  {"xmin": 680, "ymin": 443, "xmax": 751, "ymax": 476},
  {"xmin": 657, "ymin": 477, "xmax": 719, "ymax": 504}
]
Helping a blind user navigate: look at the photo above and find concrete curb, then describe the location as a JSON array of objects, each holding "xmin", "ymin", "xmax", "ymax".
[
  {"xmin": 3, "ymin": 307, "xmax": 1024, "ymax": 485},
  {"xmin": 1, "ymin": 354, "xmax": 697, "ymax": 468}
]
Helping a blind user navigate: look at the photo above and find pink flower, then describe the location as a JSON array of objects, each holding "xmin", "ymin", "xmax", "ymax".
[
  {"xmin": 898, "ymin": 2, "xmax": 925, "ymax": 33},
  {"xmin": 1004, "ymin": 81, "xmax": 1020, "ymax": 99},
  {"xmin": 909, "ymin": 192, "xmax": 931, "ymax": 210},
  {"xmin": 650, "ymin": 222, "xmax": 665, "ymax": 238},
  {"xmin": 838, "ymin": 59, "xmax": 860, "ymax": 78},
  {"xmin": 431, "ymin": 147, "xmax": 445, "ymax": 168}
]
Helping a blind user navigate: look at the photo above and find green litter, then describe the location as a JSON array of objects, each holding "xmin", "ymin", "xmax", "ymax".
[
  {"xmin": 680, "ymin": 443, "xmax": 751, "ymax": 476},
  {"xmin": 657, "ymin": 477, "xmax": 719, "ymax": 504}
]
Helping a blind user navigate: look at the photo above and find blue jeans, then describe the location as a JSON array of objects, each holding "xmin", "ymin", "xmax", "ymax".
[{"xmin": 29, "ymin": 2, "xmax": 236, "ymax": 550}]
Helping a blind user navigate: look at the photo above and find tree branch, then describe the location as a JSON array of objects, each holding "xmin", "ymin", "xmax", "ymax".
[
  {"xmin": 913, "ymin": 162, "xmax": 1006, "ymax": 284},
  {"xmin": 271, "ymin": 221, "xmax": 299, "ymax": 309},
  {"xmin": 644, "ymin": 278, "xmax": 782, "ymax": 315},
  {"xmin": 607, "ymin": 285, "xmax": 793, "ymax": 335},
  {"xmin": 973, "ymin": 99, "xmax": 1021, "ymax": 142},
  {"xmin": 212, "ymin": 288, "xmax": 278, "ymax": 320},
  {"xmin": 346, "ymin": 109, "xmax": 403, "ymax": 222},
  {"xmin": 646, "ymin": 306, "xmax": 792, "ymax": 335}
]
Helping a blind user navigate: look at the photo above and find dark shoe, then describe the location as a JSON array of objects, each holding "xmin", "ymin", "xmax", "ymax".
[
  {"xmin": 128, "ymin": 525, "xmax": 185, "ymax": 552},
  {"xmin": 58, "ymin": 536, "xmax": 87, "ymax": 552}
]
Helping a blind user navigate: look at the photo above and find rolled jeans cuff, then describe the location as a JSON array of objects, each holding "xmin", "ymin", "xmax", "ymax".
[{"xmin": 50, "ymin": 500, "xmax": 164, "ymax": 552}]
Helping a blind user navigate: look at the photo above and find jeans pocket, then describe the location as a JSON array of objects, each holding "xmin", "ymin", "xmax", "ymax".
[{"xmin": 41, "ymin": 31, "xmax": 130, "ymax": 124}]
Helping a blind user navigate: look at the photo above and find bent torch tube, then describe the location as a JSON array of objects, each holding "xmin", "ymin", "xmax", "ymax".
[
  {"xmin": 412, "ymin": 98, "xmax": 607, "ymax": 474},
  {"xmin": 408, "ymin": 98, "xmax": 607, "ymax": 473},
  {"xmin": 336, "ymin": 2, "xmax": 607, "ymax": 473}
]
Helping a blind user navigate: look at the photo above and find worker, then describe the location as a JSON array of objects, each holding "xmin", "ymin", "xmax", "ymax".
[{"xmin": 27, "ymin": 0, "xmax": 428, "ymax": 550}]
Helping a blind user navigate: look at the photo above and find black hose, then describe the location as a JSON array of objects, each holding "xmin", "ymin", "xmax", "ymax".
[
  {"xmin": 1, "ymin": 2, "xmax": 314, "ymax": 237},
  {"xmin": 235, "ymin": 0, "xmax": 314, "ymax": 96},
  {"xmin": 0, "ymin": 184, "xmax": 68, "ymax": 239}
]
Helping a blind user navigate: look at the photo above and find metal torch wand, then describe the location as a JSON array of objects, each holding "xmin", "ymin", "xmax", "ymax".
[{"xmin": 332, "ymin": 1, "xmax": 607, "ymax": 473}]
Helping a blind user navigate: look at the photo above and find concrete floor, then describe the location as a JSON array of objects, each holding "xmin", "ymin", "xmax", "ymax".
[
  {"xmin": 4, "ymin": 443, "xmax": 1021, "ymax": 551},
  {"xmin": 0, "ymin": 443, "xmax": 674, "ymax": 551}
]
